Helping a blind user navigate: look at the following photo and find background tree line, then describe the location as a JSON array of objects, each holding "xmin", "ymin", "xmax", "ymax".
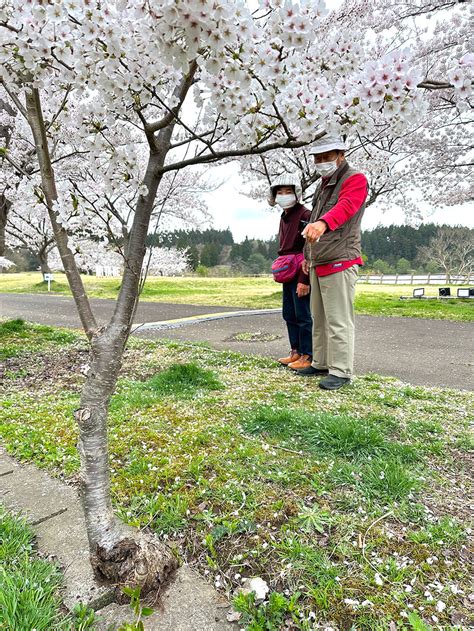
[{"xmin": 4, "ymin": 223, "xmax": 472, "ymax": 279}]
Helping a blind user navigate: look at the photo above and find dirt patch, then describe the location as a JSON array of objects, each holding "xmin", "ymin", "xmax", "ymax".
[
  {"xmin": 225, "ymin": 330, "xmax": 282, "ymax": 343},
  {"xmin": 0, "ymin": 345, "xmax": 163, "ymax": 392}
]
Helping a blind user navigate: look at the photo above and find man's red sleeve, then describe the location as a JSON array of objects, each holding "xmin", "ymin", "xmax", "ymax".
[{"xmin": 320, "ymin": 173, "xmax": 368, "ymax": 231}]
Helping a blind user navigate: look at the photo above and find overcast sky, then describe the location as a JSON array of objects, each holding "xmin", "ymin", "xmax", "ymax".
[{"xmin": 199, "ymin": 162, "xmax": 473, "ymax": 242}]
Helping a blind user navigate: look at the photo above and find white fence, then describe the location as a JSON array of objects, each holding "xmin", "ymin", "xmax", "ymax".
[
  {"xmin": 357, "ymin": 273, "xmax": 474, "ymax": 285},
  {"xmin": 95, "ymin": 265, "xmax": 121, "ymax": 277}
]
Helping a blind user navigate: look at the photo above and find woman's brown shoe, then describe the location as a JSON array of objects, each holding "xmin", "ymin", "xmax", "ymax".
[
  {"xmin": 288, "ymin": 354, "xmax": 312, "ymax": 370},
  {"xmin": 277, "ymin": 351, "xmax": 301, "ymax": 366}
]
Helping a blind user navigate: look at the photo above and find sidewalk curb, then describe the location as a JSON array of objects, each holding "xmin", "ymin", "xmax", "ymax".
[{"xmin": 132, "ymin": 308, "xmax": 280, "ymax": 332}]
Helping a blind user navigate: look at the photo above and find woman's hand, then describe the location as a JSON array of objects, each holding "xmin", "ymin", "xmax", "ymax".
[{"xmin": 296, "ymin": 283, "xmax": 310, "ymax": 298}]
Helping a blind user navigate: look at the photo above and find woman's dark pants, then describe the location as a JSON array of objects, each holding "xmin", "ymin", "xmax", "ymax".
[{"xmin": 282, "ymin": 278, "xmax": 312, "ymax": 356}]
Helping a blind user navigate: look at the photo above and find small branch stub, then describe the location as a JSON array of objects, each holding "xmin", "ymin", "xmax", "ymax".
[{"xmin": 74, "ymin": 407, "xmax": 92, "ymax": 423}]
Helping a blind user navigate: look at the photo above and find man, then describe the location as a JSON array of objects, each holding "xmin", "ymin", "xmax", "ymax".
[
  {"xmin": 269, "ymin": 174, "xmax": 313, "ymax": 371},
  {"xmin": 300, "ymin": 136, "xmax": 368, "ymax": 390}
]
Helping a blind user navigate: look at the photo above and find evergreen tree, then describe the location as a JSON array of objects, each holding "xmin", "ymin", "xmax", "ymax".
[
  {"xmin": 187, "ymin": 245, "xmax": 200, "ymax": 271},
  {"xmin": 247, "ymin": 252, "xmax": 269, "ymax": 274},
  {"xmin": 239, "ymin": 236, "xmax": 253, "ymax": 262},
  {"xmin": 267, "ymin": 235, "xmax": 280, "ymax": 259},
  {"xmin": 396, "ymin": 257, "xmax": 411, "ymax": 274},
  {"xmin": 200, "ymin": 242, "xmax": 219, "ymax": 267}
]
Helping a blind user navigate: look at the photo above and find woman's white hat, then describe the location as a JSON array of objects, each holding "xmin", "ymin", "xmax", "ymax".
[
  {"xmin": 308, "ymin": 136, "xmax": 347, "ymax": 155},
  {"xmin": 268, "ymin": 173, "xmax": 302, "ymax": 206}
]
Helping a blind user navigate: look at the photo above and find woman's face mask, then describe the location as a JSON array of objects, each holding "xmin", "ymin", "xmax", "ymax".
[
  {"xmin": 275, "ymin": 193, "xmax": 297, "ymax": 209},
  {"xmin": 314, "ymin": 161, "xmax": 338, "ymax": 177}
]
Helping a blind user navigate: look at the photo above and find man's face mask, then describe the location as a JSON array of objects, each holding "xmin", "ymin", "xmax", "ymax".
[
  {"xmin": 314, "ymin": 161, "xmax": 338, "ymax": 177},
  {"xmin": 275, "ymin": 193, "xmax": 296, "ymax": 209}
]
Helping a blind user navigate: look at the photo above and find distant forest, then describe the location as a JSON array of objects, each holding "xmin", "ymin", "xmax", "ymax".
[
  {"xmin": 146, "ymin": 223, "xmax": 452, "ymax": 275},
  {"xmin": 8, "ymin": 223, "xmax": 464, "ymax": 275}
]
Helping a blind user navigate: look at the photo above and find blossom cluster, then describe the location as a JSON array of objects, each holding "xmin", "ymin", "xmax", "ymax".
[{"xmin": 0, "ymin": 0, "xmax": 471, "ymax": 249}]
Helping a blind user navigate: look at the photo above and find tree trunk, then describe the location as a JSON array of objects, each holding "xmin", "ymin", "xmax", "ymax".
[
  {"xmin": 0, "ymin": 195, "xmax": 9, "ymax": 258},
  {"xmin": 24, "ymin": 87, "xmax": 178, "ymax": 596},
  {"xmin": 38, "ymin": 248, "xmax": 51, "ymax": 275},
  {"xmin": 75, "ymin": 329, "xmax": 177, "ymax": 594}
]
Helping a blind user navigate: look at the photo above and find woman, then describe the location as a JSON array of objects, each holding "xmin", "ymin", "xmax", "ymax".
[{"xmin": 269, "ymin": 174, "xmax": 313, "ymax": 370}]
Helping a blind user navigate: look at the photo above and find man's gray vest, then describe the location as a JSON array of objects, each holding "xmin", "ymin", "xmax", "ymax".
[{"xmin": 304, "ymin": 161, "xmax": 366, "ymax": 266}]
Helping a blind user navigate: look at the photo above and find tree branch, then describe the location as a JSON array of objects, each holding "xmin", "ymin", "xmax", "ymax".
[
  {"xmin": 24, "ymin": 87, "xmax": 97, "ymax": 339},
  {"xmin": 157, "ymin": 135, "xmax": 323, "ymax": 174},
  {"xmin": 147, "ymin": 60, "xmax": 198, "ymax": 133}
]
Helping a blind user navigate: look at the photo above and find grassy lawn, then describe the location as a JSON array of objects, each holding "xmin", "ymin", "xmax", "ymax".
[
  {"xmin": 0, "ymin": 319, "xmax": 473, "ymax": 630},
  {"xmin": 1, "ymin": 272, "xmax": 473, "ymax": 321}
]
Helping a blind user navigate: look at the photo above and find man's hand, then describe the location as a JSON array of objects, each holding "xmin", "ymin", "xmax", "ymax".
[
  {"xmin": 296, "ymin": 283, "xmax": 310, "ymax": 298},
  {"xmin": 302, "ymin": 259, "xmax": 309, "ymax": 275},
  {"xmin": 303, "ymin": 220, "xmax": 327, "ymax": 243}
]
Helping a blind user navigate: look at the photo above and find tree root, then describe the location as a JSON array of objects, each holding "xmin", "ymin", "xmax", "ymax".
[{"xmin": 92, "ymin": 530, "xmax": 178, "ymax": 600}]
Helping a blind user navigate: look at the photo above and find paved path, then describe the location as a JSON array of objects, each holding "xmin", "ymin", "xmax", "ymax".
[
  {"xmin": 1, "ymin": 293, "xmax": 473, "ymax": 390},
  {"xmin": 0, "ymin": 446, "xmax": 236, "ymax": 629}
]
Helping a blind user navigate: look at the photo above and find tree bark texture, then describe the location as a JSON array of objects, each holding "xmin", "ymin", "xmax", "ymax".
[
  {"xmin": 24, "ymin": 88, "xmax": 97, "ymax": 339},
  {"xmin": 0, "ymin": 195, "xmax": 10, "ymax": 257}
]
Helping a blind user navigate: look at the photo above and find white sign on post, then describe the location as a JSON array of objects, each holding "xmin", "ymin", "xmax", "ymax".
[{"xmin": 43, "ymin": 273, "xmax": 54, "ymax": 292}]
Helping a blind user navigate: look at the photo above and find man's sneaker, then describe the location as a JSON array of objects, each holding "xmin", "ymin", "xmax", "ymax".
[
  {"xmin": 296, "ymin": 365, "xmax": 329, "ymax": 376},
  {"xmin": 277, "ymin": 351, "xmax": 301, "ymax": 366},
  {"xmin": 288, "ymin": 354, "xmax": 312, "ymax": 370},
  {"xmin": 319, "ymin": 374, "xmax": 351, "ymax": 390}
]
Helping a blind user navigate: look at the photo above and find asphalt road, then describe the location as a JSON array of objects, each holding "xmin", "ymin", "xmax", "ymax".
[{"xmin": 1, "ymin": 293, "xmax": 473, "ymax": 390}]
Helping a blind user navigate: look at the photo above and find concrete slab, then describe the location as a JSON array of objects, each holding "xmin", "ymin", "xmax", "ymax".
[
  {"xmin": 0, "ymin": 447, "xmax": 114, "ymax": 610},
  {"xmin": 34, "ymin": 501, "xmax": 115, "ymax": 610},
  {"xmin": 0, "ymin": 453, "xmax": 18, "ymax": 477},
  {"xmin": 96, "ymin": 566, "xmax": 237, "ymax": 631},
  {"xmin": 0, "ymin": 447, "xmax": 72, "ymax": 523},
  {"xmin": 0, "ymin": 447, "xmax": 237, "ymax": 625}
]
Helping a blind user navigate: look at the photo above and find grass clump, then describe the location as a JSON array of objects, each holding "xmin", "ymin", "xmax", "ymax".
[
  {"xmin": 241, "ymin": 406, "xmax": 413, "ymax": 461},
  {"xmin": 111, "ymin": 362, "xmax": 223, "ymax": 415},
  {"xmin": 116, "ymin": 493, "xmax": 190, "ymax": 535},
  {"xmin": 0, "ymin": 318, "xmax": 79, "ymax": 359},
  {"xmin": 407, "ymin": 516, "xmax": 466, "ymax": 547},
  {"xmin": 146, "ymin": 362, "xmax": 223, "ymax": 396},
  {"xmin": 233, "ymin": 591, "xmax": 303, "ymax": 631},
  {"xmin": 0, "ymin": 507, "xmax": 67, "ymax": 630},
  {"xmin": 242, "ymin": 406, "xmax": 422, "ymax": 502}
]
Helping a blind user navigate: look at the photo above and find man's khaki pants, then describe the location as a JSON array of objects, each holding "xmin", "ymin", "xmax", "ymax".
[{"xmin": 310, "ymin": 265, "xmax": 358, "ymax": 379}]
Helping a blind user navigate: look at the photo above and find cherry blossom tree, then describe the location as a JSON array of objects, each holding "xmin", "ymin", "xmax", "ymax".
[
  {"xmin": 48, "ymin": 239, "xmax": 123, "ymax": 275},
  {"xmin": 0, "ymin": 0, "xmax": 470, "ymax": 594},
  {"xmin": 0, "ymin": 94, "xmax": 17, "ymax": 256},
  {"xmin": 0, "ymin": 255, "xmax": 14, "ymax": 270},
  {"xmin": 145, "ymin": 246, "xmax": 189, "ymax": 276},
  {"xmin": 1, "ymin": 91, "xmax": 213, "ymax": 272},
  {"xmin": 5, "ymin": 204, "xmax": 55, "ymax": 273},
  {"xmin": 49, "ymin": 242, "xmax": 189, "ymax": 277},
  {"xmin": 239, "ymin": 109, "xmax": 472, "ymax": 221}
]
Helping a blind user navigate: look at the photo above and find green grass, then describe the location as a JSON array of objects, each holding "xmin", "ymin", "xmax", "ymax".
[
  {"xmin": 1, "ymin": 272, "xmax": 473, "ymax": 320},
  {"xmin": 0, "ymin": 318, "xmax": 79, "ymax": 359},
  {"xmin": 0, "ymin": 507, "xmax": 68, "ymax": 630},
  {"xmin": 1, "ymin": 321, "xmax": 473, "ymax": 629}
]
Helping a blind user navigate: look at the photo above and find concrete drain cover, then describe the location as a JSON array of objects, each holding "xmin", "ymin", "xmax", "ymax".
[{"xmin": 226, "ymin": 330, "xmax": 282, "ymax": 343}]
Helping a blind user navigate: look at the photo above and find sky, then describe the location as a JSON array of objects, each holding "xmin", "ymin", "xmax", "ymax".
[{"xmin": 200, "ymin": 162, "xmax": 473, "ymax": 243}]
